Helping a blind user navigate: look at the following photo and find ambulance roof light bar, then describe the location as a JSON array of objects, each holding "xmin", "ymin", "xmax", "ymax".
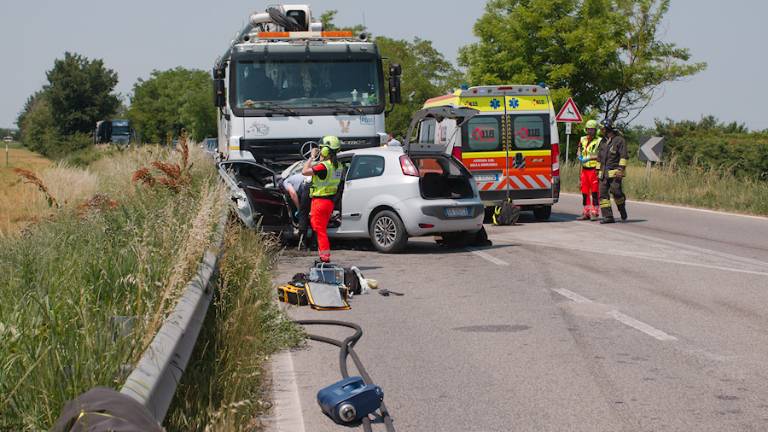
[{"xmin": 458, "ymin": 85, "xmax": 549, "ymax": 97}]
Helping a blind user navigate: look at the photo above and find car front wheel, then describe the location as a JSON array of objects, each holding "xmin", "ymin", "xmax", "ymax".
[{"xmin": 369, "ymin": 210, "xmax": 408, "ymax": 253}]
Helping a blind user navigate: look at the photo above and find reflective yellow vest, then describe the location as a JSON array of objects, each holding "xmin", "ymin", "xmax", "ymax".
[
  {"xmin": 579, "ymin": 135, "xmax": 600, "ymax": 169},
  {"xmin": 310, "ymin": 160, "xmax": 342, "ymax": 198}
]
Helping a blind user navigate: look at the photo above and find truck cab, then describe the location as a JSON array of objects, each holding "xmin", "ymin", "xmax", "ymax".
[
  {"xmin": 423, "ymin": 85, "xmax": 560, "ymax": 220},
  {"xmin": 213, "ymin": 5, "xmax": 401, "ymax": 169}
]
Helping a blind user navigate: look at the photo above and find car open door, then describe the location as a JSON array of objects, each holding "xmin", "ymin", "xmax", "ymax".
[
  {"xmin": 404, "ymin": 107, "xmax": 479, "ymax": 156},
  {"xmin": 218, "ymin": 160, "xmax": 292, "ymax": 232}
]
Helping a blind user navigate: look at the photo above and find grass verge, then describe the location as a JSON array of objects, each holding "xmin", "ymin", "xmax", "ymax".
[
  {"xmin": 164, "ymin": 223, "xmax": 303, "ymax": 431},
  {"xmin": 0, "ymin": 142, "xmax": 225, "ymax": 430},
  {"xmin": 559, "ymin": 161, "xmax": 768, "ymax": 216},
  {"xmin": 0, "ymin": 145, "xmax": 52, "ymax": 235}
]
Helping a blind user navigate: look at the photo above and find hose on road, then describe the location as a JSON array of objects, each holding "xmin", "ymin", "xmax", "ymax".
[{"xmin": 294, "ymin": 320, "xmax": 396, "ymax": 432}]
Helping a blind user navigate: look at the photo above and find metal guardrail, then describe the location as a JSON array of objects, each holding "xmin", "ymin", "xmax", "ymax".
[{"xmin": 120, "ymin": 208, "xmax": 229, "ymax": 422}]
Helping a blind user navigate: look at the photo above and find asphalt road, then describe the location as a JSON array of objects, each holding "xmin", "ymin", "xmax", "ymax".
[{"xmin": 266, "ymin": 194, "xmax": 768, "ymax": 432}]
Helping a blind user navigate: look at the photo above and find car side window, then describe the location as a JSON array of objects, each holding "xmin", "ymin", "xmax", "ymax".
[{"xmin": 347, "ymin": 155, "xmax": 385, "ymax": 180}]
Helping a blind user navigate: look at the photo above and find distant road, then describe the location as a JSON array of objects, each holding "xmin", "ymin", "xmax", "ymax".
[{"xmin": 268, "ymin": 195, "xmax": 768, "ymax": 431}]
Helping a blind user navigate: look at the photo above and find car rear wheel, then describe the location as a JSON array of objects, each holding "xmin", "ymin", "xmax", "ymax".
[
  {"xmin": 369, "ymin": 210, "xmax": 408, "ymax": 253},
  {"xmin": 533, "ymin": 205, "xmax": 552, "ymax": 221}
]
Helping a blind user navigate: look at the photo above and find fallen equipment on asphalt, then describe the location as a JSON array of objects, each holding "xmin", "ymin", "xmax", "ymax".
[
  {"xmin": 305, "ymin": 281, "xmax": 350, "ymax": 310},
  {"xmin": 295, "ymin": 320, "xmax": 395, "ymax": 432},
  {"xmin": 317, "ymin": 376, "xmax": 384, "ymax": 425},
  {"xmin": 277, "ymin": 283, "xmax": 308, "ymax": 306}
]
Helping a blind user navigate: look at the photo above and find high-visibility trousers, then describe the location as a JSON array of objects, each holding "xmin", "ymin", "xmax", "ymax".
[
  {"xmin": 599, "ymin": 177, "xmax": 626, "ymax": 219},
  {"xmin": 580, "ymin": 168, "xmax": 599, "ymax": 212},
  {"xmin": 310, "ymin": 197, "xmax": 334, "ymax": 262}
]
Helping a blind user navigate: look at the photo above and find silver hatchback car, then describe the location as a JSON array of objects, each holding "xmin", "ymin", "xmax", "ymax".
[
  {"xmin": 220, "ymin": 107, "xmax": 485, "ymax": 252},
  {"xmin": 325, "ymin": 144, "xmax": 484, "ymax": 252}
]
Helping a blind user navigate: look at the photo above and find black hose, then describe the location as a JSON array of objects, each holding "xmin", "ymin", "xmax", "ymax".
[
  {"xmin": 267, "ymin": 7, "xmax": 303, "ymax": 31},
  {"xmin": 295, "ymin": 320, "xmax": 396, "ymax": 432}
]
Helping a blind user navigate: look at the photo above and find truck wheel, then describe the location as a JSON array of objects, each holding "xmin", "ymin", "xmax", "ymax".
[
  {"xmin": 533, "ymin": 206, "xmax": 552, "ymax": 221},
  {"xmin": 369, "ymin": 210, "xmax": 408, "ymax": 253}
]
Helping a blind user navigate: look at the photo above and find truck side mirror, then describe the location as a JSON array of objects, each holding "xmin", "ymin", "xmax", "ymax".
[
  {"xmin": 213, "ymin": 78, "xmax": 226, "ymax": 108},
  {"xmin": 389, "ymin": 64, "xmax": 402, "ymax": 105},
  {"xmin": 213, "ymin": 67, "xmax": 226, "ymax": 107}
]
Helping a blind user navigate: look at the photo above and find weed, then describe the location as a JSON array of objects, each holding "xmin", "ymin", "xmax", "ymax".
[{"xmin": 13, "ymin": 168, "xmax": 59, "ymax": 208}]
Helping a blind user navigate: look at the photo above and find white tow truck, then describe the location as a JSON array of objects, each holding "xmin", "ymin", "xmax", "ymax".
[
  {"xmin": 213, "ymin": 4, "xmax": 401, "ymax": 165},
  {"xmin": 213, "ymin": 4, "xmax": 402, "ymax": 232}
]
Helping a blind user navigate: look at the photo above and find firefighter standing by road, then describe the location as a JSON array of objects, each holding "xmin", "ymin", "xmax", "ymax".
[
  {"xmin": 302, "ymin": 135, "xmax": 343, "ymax": 262},
  {"xmin": 577, "ymin": 119, "xmax": 601, "ymax": 221},
  {"xmin": 596, "ymin": 119, "xmax": 628, "ymax": 223}
]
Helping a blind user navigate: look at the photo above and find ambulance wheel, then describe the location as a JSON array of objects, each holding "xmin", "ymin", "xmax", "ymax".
[
  {"xmin": 533, "ymin": 206, "xmax": 552, "ymax": 221},
  {"xmin": 369, "ymin": 210, "xmax": 408, "ymax": 253}
]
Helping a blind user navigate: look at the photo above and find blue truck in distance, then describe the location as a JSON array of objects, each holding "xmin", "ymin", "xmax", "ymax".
[{"xmin": 94, "ymin": 119, "xmax": 133, "ymax": 145}]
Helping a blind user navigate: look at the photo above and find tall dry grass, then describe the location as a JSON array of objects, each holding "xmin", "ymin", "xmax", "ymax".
[
  {"xmin": 0, "ymin": 146, "xmax": 52, "ymax": 235},
  {"xmin": 164, "ymin": 223, "xmax": 303, "ymax": 431},
  {"xmin": 559, "ymin": 160, "xmax": 768, "ymax": 215},
  {"xmin": 0, "ymin": 143, "xmax": 228, "ymax": 430}
]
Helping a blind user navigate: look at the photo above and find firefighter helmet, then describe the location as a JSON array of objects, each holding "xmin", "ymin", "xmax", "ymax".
[{"xmin": 585, "ymin": 119, "xmax": 598, "ymax": 129}]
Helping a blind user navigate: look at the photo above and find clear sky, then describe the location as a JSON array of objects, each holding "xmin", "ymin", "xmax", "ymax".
[{"xmin": 2, "ymin": 1, "xmax": 766, "ymax": 131}]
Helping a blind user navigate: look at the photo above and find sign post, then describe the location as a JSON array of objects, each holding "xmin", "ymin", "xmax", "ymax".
[
  {"xmin": 555, "ymin": 98, "xmax": 583, "ymax": 164},
  {"xmin": 638, "ymin": 136, "xmax": 665, "ymax": 180}
]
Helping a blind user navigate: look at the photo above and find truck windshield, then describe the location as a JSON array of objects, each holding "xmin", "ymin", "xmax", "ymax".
[
  {"xmin": 234, "ymin": 59, "xmax": 383, "ymax": 111},
  {"xmin": 112, "ymin": 126, "xmax": 130, "ymax": 135}
]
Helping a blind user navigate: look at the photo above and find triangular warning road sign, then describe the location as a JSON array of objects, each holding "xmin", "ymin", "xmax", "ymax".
[{"xmin": 556, "ymin": 98, "xmax": 583, "ymax": 123}]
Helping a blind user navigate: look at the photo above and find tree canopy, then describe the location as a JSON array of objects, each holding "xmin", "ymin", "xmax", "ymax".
[
  {"xmin": 45, "ymin": 52, "xmax": 120, "ymax": 135},
  {"xmin": 128, "ymin": 68, "xmax": 216, "ymax": 144},
  {"xmin": 459, "ymin": 0, "xmax": 706, "ymax": 124}
]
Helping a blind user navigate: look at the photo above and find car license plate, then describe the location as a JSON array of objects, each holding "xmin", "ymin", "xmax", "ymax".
[
  {"xmin": 474, "ymin": 173, "xmax": 498, "ymax": 182},
  {"xmin": 445, "ymin": 207, "xmax": 471, "ymax": 218}
]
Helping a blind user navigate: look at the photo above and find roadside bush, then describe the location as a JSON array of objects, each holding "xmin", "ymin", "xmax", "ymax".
[{"xmin": 655, "ymin": 117, "xmax": 768, "ymax": 180}]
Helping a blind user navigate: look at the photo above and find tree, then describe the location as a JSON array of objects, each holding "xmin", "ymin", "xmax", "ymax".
[
  {"xmin": 45, "ymin": 52, "xmax": 120, "ymax": 135},
  {"xmin": 459, "ymin": 0, "xmax": 705, "ymax": 124},
  {"xmin": 128, "ymin": 68, "xmax": 216, "ymax": 144},
  {"xmin": 319, "ymin": 10, "xmax": 367, "ymax": 34},
  {"xmin": 16, "ymin": 90, "xmax": 46, "ymax": 132},
  {"xmin": 19, "ymin": 96, "xmax": 59, "ymax": 154},
  {"xmin": 319, "ymin": 11, "xmax": 463, "ymax": 137}
]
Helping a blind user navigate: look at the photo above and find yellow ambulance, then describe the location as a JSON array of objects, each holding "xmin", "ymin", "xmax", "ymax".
[{"xmin": 423, "ymin": 85, "xmax": 560, "ymax": 220}]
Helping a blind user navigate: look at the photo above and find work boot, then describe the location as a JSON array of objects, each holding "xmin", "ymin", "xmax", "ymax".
[
  {"xmin": 618, "ymin": 204, "xmax": 628, "ymax": 221},
  {"xmin": 576, "ymin": 214, "xmax": 590, "ymax": 221},
  {"xmin": 590, "ymin": 213, "xmax": 599, "ymax": 221},
  {"xmin": 600, "ymin": 217, "xmax": 616, "ymax": 224}
]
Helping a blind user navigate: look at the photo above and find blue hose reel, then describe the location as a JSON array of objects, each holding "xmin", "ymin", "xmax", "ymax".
[{"xmin": 317, "ymin": 376, "xmax": 384, "ymax": 424}]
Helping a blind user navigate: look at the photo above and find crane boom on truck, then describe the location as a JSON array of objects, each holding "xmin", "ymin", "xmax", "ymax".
[{"xmin": 213, "ymin": 4, "xmax": 402, "ymax": 167}]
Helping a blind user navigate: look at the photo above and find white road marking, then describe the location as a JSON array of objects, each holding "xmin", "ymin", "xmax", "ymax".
[
  {"xmin": 615, "ymin": 228, "xmax": 768, "ymax": 269},
  {"xmin": 554, "ymin": 289, "xmax": 677, "ymax": 341},
  {"xmin": 608, "ymin": 310, "xmax": 678, "ymax": 341},
  {"xmin": 466, "ymin": 247, "xmax": 509, "ymax": 266},
  {"xmin": 560, "ymin": 192, "xmax": 768, "ymax": 221},
  {"xmin": 500, "ymin": 235, "xmax": 768, "ymax": 277},
  {"xmin": 267, "ymin": 351, "xmax": 307, "ymax": 432},
  {"xmin": 553, "ymin": 288, "xmax": 593, "ymax": 304}
]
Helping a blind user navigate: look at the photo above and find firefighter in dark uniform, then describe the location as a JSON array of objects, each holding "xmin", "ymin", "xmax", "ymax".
[{"xmin": 596, "ymin": 119, "xmax": 628, "ymax": 223}]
